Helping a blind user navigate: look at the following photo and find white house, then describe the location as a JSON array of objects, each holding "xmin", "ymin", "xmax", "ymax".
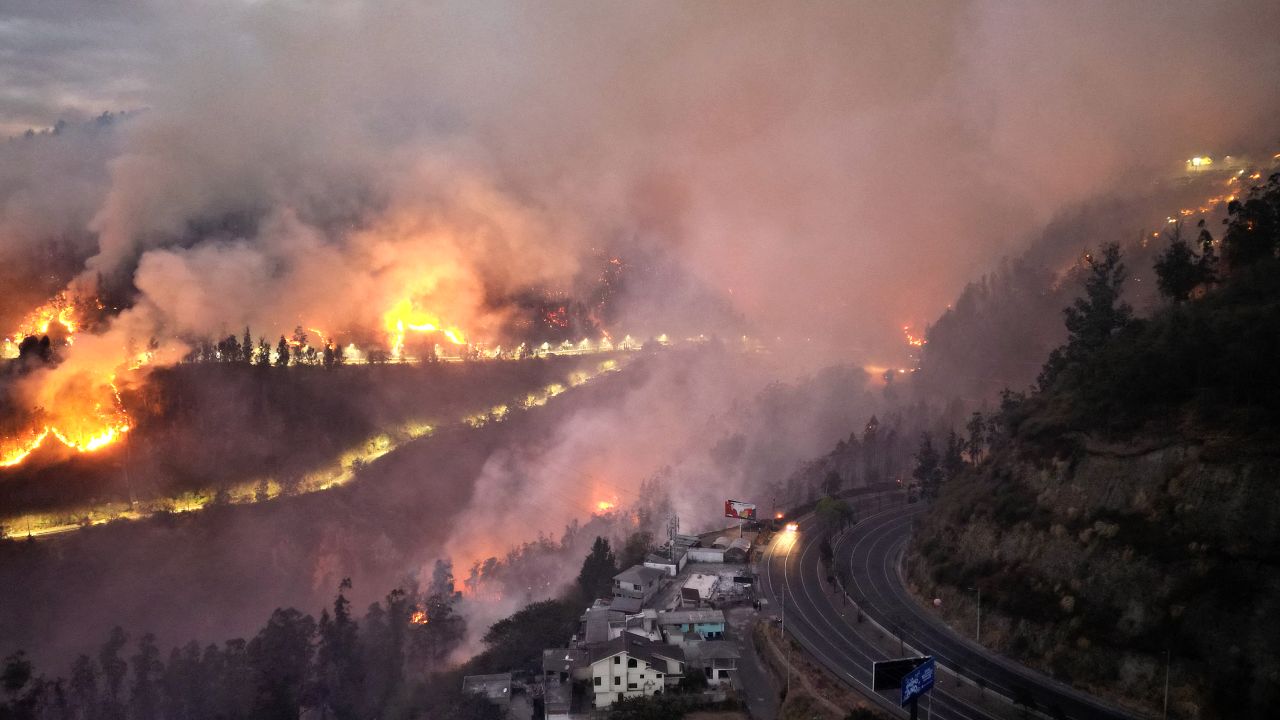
[
  {"xmin": 587, "ymin": 634, "xmax": 685, "ymax": 708},
  {"xmin": 613, "ymin": 565, "xmax": 666, "ymax": 604}
]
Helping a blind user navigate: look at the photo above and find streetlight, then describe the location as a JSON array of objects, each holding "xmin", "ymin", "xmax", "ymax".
[
  {"xmin": 968, "ymin": 586, "xmax": 981, "ymax": 644},
  {"xmin": 778, "ymin": 524, "xmax": 796, "ymax": 697}
]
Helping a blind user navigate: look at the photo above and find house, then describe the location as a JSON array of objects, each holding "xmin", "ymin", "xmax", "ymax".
[
  {"xmin": 613, "ymin": 565, "xmax": 666, "ymax": 604},
  {"xmin": 657, "ymin": 609, "xmax": 726, "ymax": 642},
  {"xmin": 461, "ymin": 673, "xmax": 512, "ymax": 708},
  {"xmin": 609, "ymin": 595, "xmax": 643, "ymax": 614},
  {"xmin": 687, "ymin": 641, "xmax": 740, "ymax": 685},
  {"xmin": 586, "ymin": 634, "xmax": 685, "ymax": 708},
  {"xmin": 543, "ymin": 647, "xmax": 589, "ymax": 683},
  {"xmin": 543, "ymin": 679, "xmax": 572, "ymax": 720},
  {"xmin": 581, "ymin": 604, "xmax": 626, "ymax": 644}
]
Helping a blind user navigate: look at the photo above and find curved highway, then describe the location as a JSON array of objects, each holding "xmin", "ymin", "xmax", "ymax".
[{"xmin": 760, "ymin": 503, "xmax": 1136, "ymax": 720}]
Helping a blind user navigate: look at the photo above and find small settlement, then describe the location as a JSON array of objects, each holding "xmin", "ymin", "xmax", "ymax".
[{"xmin": 463, "ymin": 525, "xmax": 762, "ymax": 718}]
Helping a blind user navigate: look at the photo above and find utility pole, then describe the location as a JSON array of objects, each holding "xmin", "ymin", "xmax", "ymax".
[
  {"xmin": 970, "ymin": 586, "xmax": 981, "ymax": 644},
  {"xmin": 780, "ymin": 532, "xmax": 792, "ymax": 698},
  {"xmin": 1163, "ymin": 648, "xmax": 1170, "ymax": 719}
]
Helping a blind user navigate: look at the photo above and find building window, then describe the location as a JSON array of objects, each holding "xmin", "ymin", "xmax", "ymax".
[
  {"xmin": 613, "ymin": 656, "xmax": 620, "ymax": 664},
  {"xmin": 614, "ymin": 677, "xmax": 620, "ymax": 686},
  {"xmin": 628, "ymin": 683, "xmax": 637, "ymax": 690},
  {"xmin": 594, "ymin": 677, "xmax": 601, "ymax": 687},
  {"xmin": 627, "ymin": 658, "xmax": 637, "ymax": 668}
]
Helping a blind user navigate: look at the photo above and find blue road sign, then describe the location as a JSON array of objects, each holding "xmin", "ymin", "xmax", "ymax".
[{"xmin": 900, "ymin": 656, "xmax": 935, "ymax": 706}]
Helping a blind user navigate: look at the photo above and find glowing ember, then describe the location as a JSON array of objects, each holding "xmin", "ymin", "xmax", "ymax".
[
  {"xmin": 595, "ymin": 500, "xmax": 616, "ymax": 513},
  {"xmin": 410, "ymin": 608, "xmax": 429, "ymax": 625}
]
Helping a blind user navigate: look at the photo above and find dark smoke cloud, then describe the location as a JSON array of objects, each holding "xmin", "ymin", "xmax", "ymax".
[
  {"xmin": 2, "ymin": 0, "xmax": 1280, "ymax": 673},
  {"xmin": 1, "ymin": 0, "xmax": 1277, "ymax": 363}
]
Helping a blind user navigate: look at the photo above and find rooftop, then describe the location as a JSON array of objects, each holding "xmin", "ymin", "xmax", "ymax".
[
  {"xmin": 609, "ymin": 596, "xmax": 643, "ymax": 614},
  {"xmin": 615, "ymin": 564, "xmax": 667, "ymax": 586},
  {"xmin": 586, "ymin": 632, "xmax": 685, "ymax": 669},
  {"xmin": 658, "ymin": 609, "xmax": 726, "ymax": 626},
  {"xmin": 462, "ymin": 673, "xmax": 512, "ymax": 702},
  {"xmin": 691, "ymin": 640, "xmax": 741, "ymax": 660}
]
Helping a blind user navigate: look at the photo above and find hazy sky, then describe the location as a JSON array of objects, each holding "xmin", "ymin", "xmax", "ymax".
[{"xmin": 2, "ymin": 0, "xmax": 1278, "ymax": 364}]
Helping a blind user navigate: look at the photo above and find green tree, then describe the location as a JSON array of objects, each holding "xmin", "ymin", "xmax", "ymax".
[
  {"xmin": 815, "ymin": 496, "xmax": 855, "ymax": 530},
  {"xmin": 618, "ymin": 531, "xmax": 654, "ymax": 570},
  {"xmin": 942, "ymin": 430, "xmax": 965, "ymax": 482},
  {"xmin": 99, "ymin": 627, "xmax": 129, "ymax": 720},
  {"xmin": 129, "ymin": 633, "xmax": 163, "ymax": 720},
  {"xmin": 1221, "ymin": 172, "xmax": 1280, "ymax": 269},
  {"xmin": 314, "ymin": 579, "xmax": 363, "ymax": 720},
  {"xmin": 247, "ymin": 608, "xmax": 316, "ymax": 720},
  {"xmin": 1154, "ymin": 223, "xmax": 1207, "ymax": 302},
  {"xmin": 68, "ymin": 655, "xmax": 97, "ymax": 719},
  {"xmin": 242, "ymin": 327, "xmax": 253, "ymax": 364},
  {"xmin": 291, "ymin": 327, "xmax": 310, "ymax": 366},
  {"xmin": 964, "ymin": 412, "xmax": 986, "ymax": 466},
  {"xmin": 822, "ymin": 469, "xmax": 843, "ymax": 497},
  {"xmin": 275, "ymin": 336, "xmax": 290, "ymax": 367},
  {"xmin": 912, "ymin": 433, "xmax": 943, "ymax": 500},
  {"xmin": 575, "ymin": 536, "xmax": 618, "ymax": 603},
  {"xmin": 1038, "ymin": 243, "xmax": 1131, "ymax": 389},
  {"xmin": 468, "ymin": 600, "xmax": 579, "ymax": 675}
]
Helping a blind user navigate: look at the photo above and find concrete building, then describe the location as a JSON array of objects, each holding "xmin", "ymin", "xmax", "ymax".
[
  {"xmin": 587, "ymin": 634, "xmax": 685, "ymax": 708},
  {"xmin": 613, "ymin": 565, "xmax": 666, "ymax": 604},
  {"xmin": 657, "ymin": 609, "xmax": 726, "ymax": 642},
  {"xmin": 543, "ymin": 679, "xmax": 572, "ymax": 720},
  {"xmin": 679, "ymin": 573, "xmax": 720, "ymax": 607},
  {"xmin": 581, "ymin": 604, "xmax": 626, "ymax": 644}
]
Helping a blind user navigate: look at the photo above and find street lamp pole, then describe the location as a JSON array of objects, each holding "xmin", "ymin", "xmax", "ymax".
[
  {"xmin": 783, "ymin": 533, "xmax": 792, "ymax": 698},
  {"xmin": 1163, "ymin": 648, "xmax": 1170, "ymax": 719},
  {"xmin": 969, "ymin": 586, "xmax": 981, "ymax": 644}
]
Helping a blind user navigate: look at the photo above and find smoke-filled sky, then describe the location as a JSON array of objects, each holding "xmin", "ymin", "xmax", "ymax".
[{"xmin": 2, "ymin": 0, "xmax": 1279, "ymax": 361}]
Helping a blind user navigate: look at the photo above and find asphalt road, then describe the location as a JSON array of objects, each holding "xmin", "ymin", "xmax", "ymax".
[{"xmin": 760, "ymin": 503, "xmax": 1137, "ymax": 720}]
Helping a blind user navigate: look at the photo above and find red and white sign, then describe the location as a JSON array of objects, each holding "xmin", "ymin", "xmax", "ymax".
[{"xmin": 724, "ymin": 499, "xmax": 757, "ymax": 520}]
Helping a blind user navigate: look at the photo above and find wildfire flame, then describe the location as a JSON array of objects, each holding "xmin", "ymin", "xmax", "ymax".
[
  {"xmin": 1, "ymin": 297, "xmax": 133, "ymax": 468},
  {"xmin": 383, "ymin": 298, "xmax": 466, "ymax": 359},
  {"xmin": 903, "ymin": 325, "xmax": 926, "ymax": 347},
  {"xmin": 595, "ymin": 499, "xmax": 616, "ymax": 513},
  {"xmin": 410, "ymin": 608, "xmax": 429, "ymax": 625}
]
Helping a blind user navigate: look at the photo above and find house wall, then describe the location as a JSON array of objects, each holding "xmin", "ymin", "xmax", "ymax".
[
  {"xmin": 687, "ymin": 548, "xmax": 725, "ymax": 563},
  {"xmin": 590, "ymin": 653, "xmax": 667, "ymax": 708}
]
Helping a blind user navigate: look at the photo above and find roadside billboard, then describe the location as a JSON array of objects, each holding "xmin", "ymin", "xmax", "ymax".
[{"xmin": 724, "ymin": 499, "xmax": 757, "ymax": 520}]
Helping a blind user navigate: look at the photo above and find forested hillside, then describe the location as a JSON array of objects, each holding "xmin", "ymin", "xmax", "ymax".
[{"xmin": 910, "ymin": 174, "xmax": 1280, "ymax": 718}]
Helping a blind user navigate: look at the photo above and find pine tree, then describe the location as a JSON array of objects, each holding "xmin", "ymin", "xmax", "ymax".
[
  {"xmin": 276, "ymin": 336, "xmax": 289, "ymax": 367},
  {"xmin": 129, "ymin": 633, "xmax": 163, "ymax": 720},
  {"xmin": 942, "ymin": 430, "xmax": 965, "ymax": 482},
  {"xmin": 965, "ymin": 412, "xmax": 986, "ymax": 466},
  {"xmin": 912, "ymin": 433, "xmax": 943, "ymax": 500},
  {"xmin": 1038, "ymin": 243, "xmax": 1131, "ymax": 389},
  {"xmin": 314, "ymin": 579, "xmax": 363, "ymax": 720},
  {"xmin": 575, "ymin": 537, "xmax": 618, "ymax": 603},
  {"xmin": 1154, "ymin": 223, "xmax": 1208, "ymax": 302}
]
